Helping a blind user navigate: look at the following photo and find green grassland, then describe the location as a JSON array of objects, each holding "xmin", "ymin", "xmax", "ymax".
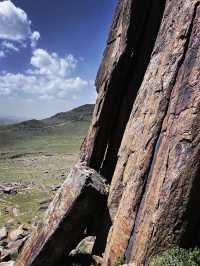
[{"xmin": 0, "ymin": 104, "xmax": 93, "ymax": 227}]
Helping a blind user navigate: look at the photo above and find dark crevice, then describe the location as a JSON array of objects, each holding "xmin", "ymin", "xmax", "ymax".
[
  {"xmin": 125, "ymin": 2, "xmax": 200, "ymax": 262},
  {"xmin": 179, "ymin": 164, "xmax": 200, "ymax": 248},
  {"xmin": 91, "ymin": 206, "xmax": 112, "ymax": 255}
]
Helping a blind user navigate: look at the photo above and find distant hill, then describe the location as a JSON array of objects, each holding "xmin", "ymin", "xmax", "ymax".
[
  {"xmin": 7, "ymin": 104, "xmax": 94, "ymax": 131},
  {"xmin": 43, "ymin": 104, "xmax": 94, "ymax": 124},
  {"xmin": 0, "ymin": 116, "xmax": 23, "ymax": 125},
  {"xmin": 0, "ymin": 104, "xmax": 94, "ymax": 127},
  {"xmin": 0, "ymin": 104, "xmax": 94, "ymax": 154}
]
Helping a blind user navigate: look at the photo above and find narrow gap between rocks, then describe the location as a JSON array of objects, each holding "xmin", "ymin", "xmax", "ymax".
[{"xmin": 179, "ymin": 164, "xmax": 200, "ymax": 248}]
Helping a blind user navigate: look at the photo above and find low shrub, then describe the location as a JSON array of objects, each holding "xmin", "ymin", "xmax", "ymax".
[{"xmin": 150, "ymin": 247, "xmax": 200, "ymax": 266}]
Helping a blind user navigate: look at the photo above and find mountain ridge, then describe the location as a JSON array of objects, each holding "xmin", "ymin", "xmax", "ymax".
[{"xmin": 9, "ymin": 104, "xmax": 94, "ymax": 129}]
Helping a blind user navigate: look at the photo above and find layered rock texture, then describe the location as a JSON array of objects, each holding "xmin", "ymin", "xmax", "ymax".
[{"xmin": 16, "ymin": 0, "xmax": 200, "ymax": 265}]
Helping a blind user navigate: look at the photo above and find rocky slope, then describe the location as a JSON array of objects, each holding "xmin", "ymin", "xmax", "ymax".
[{"xmin": 14, "ymin": 0, "xmax": 200, "ymax": 265}]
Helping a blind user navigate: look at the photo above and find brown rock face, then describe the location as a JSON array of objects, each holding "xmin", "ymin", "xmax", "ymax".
[
  {"xmin": 15, "ymin": 165, "xmax": 107, "ymax": 266},
  {"xmin": 102, "ymin": 0, "xmax": 200, "ymax": 265},
  {"xmin": 16, "ymin": 0, "xmax": 200, "ymax": 265},
  {"xmin": 80, "ymin": 0, "xmax": 166, "ymax": 183}
]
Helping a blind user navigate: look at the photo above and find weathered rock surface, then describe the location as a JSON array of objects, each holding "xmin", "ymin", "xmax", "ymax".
[
  {"xmin": 15, "ymin": 0, "xmax": 200, "ymax": 265},
  {"xmin": 101, "ymin": 0, "xmax": 200, "ymax": 265},
  {"xmin": 15, "ymin": 164, "xmax": 108, "ymax": 266},
  {"xmin": 80, "ymin": 0, "xmax": 165, "ymax": 183}
]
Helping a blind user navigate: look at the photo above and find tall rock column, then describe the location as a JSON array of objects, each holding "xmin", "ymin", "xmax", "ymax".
[{"xmin": 102, "ymin": 0, "xmax": 200, "ymax": 265}]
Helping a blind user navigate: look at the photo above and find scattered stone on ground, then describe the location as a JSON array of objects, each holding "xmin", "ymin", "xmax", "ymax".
[
  {"xmin": 0, "ymin": 224, "xmax": 31, "ymax": 263},
  {"xmin": 0, "ymin": 228, "xmax": 7, "ymax": 241},
  {"xmin": 0, "ymin": 186, "xmax": 17, "ymax": 195},
  {"xmin": 50, "ymin": 184, "xmax": 61, "ymax": 191},
  {"xmin": 6, "ymin": 208, "xmax": 19, "ymax": 218},
  {"xmin": 0, "ymin": 183, "xmax": 30, "ymax": 196},
  {"xmin": 38, "ymin": 199, "xmax": 52, "ymax": 212},
  {"xmin": 8, "ymin": 225, "xmax": 29, "ymax": 242}
]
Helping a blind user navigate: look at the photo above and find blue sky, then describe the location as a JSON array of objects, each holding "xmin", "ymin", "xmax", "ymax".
[{"xmin": 0, "ymin": 0, "xmax": 116, "ymax": 119}]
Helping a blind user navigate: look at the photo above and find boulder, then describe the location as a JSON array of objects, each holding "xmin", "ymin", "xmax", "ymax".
[
  {"xmin": 7, "ymin": 238, "xmax": 26, "ymax": 251},
  {"xmin": 0, "ymin": 186, "xmax": 17, "ymax": 195},
  {"xmin": 0, "ymin": 228, "xmax": 7, "ymax": 241},
  {"xmin": 71, "ymin": 236, "xmax": 95, "ymax": 255},
  {"xmin": 38, "ymin": 199, "xmax": 51, "ymax": 212},
  {"xmin": 15, "ymin": 164, "xmax": 108, "ymax": 266},
  {"xmin": 8, "ymin": 226, "xmax": 28, "ymax": 242}
]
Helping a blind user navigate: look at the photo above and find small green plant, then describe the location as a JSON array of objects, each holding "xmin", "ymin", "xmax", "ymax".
[
  {"xmin": 114, "ymin": 256, "xmax": 125, "ymax": 266},
  {"xmin": 150, "ymin": 247, "xmax": 200, "ymax": 266}
]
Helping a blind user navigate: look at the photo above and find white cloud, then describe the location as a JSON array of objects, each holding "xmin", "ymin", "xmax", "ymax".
[
  {"xmin": 0, "ymin": 51, "xmax": 6, "ymax": 58},
  {"xmin": 31, "ymin": 31, "xmax": 40, "ymax": 48},
  {"xmin": 0, "ymin": 49, "xmax": 94, "ymax": 102},
  {"xmin": 1, "ymin": 40, "xmax": 19, "ymax": 52},
  {"xmin": 0, "ymin": 0, "xmax": 32, "ymax": 42},
  {"xmin": 0, "ymin": 1, "xmax": 40, "ymax": 55},
  {"xmin": 29, "ymin": 49, "xmax": 78, "ymax": 77},
  {"xmin": 0, "ymin": 72, "xmax": 90, "ymax": 100}
]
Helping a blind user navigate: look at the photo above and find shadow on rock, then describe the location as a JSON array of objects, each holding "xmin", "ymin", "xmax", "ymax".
[{"xmin": 63, "ymin": 254, "xmax": 96, "ymax": 266}]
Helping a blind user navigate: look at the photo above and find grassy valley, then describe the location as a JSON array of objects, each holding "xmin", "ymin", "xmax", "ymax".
[{"xmin": 0, "ymin": 104, "xmax": 94, "ymax": 227}]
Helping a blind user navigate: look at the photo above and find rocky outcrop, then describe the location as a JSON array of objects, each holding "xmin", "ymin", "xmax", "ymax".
[
  {"xmin": 80, "ymin": 0, "xmax": 166, "ymax": 183},
  {"xmin": 102, "ymin": 0, "xmax": 200, "ymax": 265},
  {"xmin": 15, "ymin": 0, "xmax": 200, "ymax": 265},
  {"xmin": 15, "ymin": 164, "xmax": 108, "ymax": 266}
]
